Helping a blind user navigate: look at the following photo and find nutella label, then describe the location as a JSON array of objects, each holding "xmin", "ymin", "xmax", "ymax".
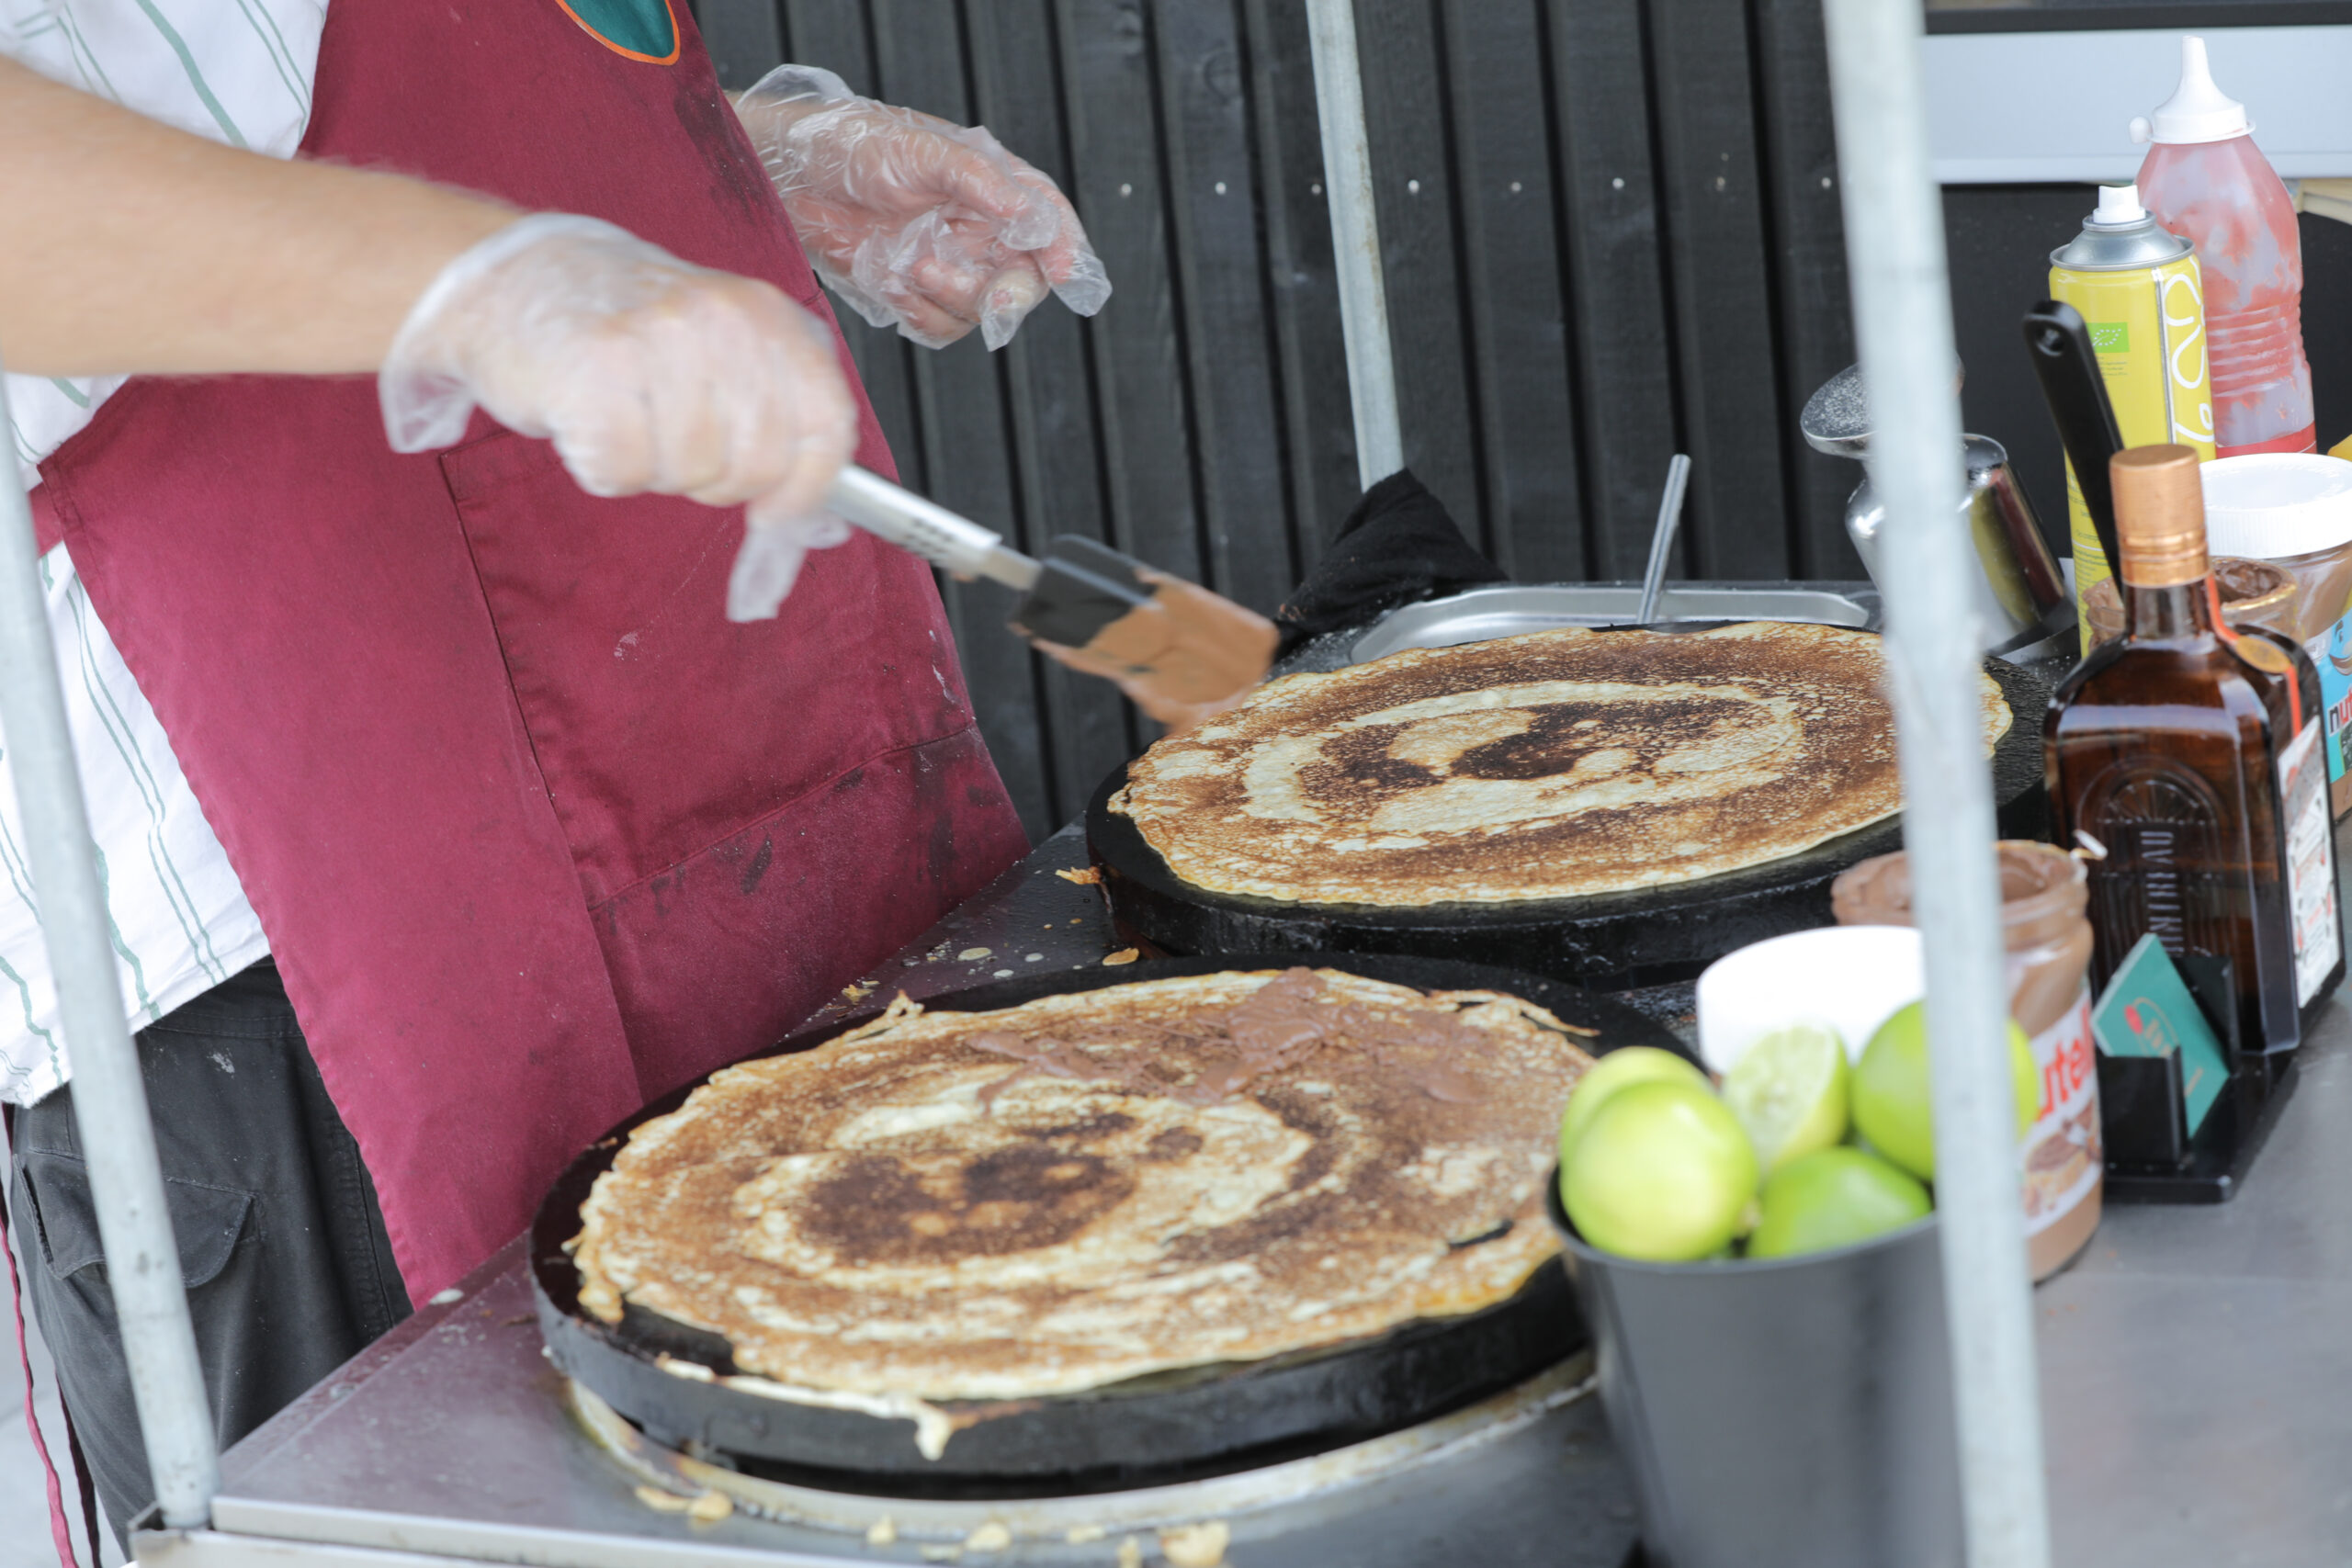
[
  {"xmin": 2278, "ymin": 720, "xmax": 2340, "ymax": 1007},
  {"xmin": 2019, "ymin": 987, "xmax": 2100, "ymax": 1237}
]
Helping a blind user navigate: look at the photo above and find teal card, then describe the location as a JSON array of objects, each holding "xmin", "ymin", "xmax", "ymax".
[{"xmin": 2092, "ymin": 932, "xmax": 2229, "ymax": 1138}]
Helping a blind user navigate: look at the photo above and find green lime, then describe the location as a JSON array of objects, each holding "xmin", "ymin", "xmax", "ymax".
[
  {"xmin": 1747, "ymin": 1147, "xmax": 1931, "ymax": 1258},
  {"xmin": 1851, "ymin": 1001, "xmax": 2039, "ymax": 1182},
  {"xmin": 1722, "ymin": 1021, "xmax": 1849, "ymax": 1175},
  {"xmin": 1561, "ymin": 1079, "xmax": 1758, "ymax": 1263},
  {"xmin": 1557, "ymin": 1046, "xmax": 1711, "ymax": 1168}
]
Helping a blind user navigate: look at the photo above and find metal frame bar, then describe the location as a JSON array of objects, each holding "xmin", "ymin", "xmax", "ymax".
[
  {"xmin": 1304, "ymin": 0, "xmax": 1405, "ymax": 490},
  {"xmin": 0, "ymin": 371, "xmax": 218, "ymax": 1527},
  {"xmin": 5, "ymin": 7, "xmax": 2045, "ymax": 1556},
  {"xmin": 1816, "ymin": 4, "xmax": 2052, "ymax": 1565}
]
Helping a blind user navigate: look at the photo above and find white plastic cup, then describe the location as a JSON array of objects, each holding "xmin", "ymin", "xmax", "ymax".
[{"xmin": 1694, "ymin": 925, "xmax": 1925, "ymax": 1075}]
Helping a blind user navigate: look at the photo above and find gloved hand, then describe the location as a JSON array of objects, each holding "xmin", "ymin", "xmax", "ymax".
[
  {"xmin": 380, "ymin": 214, "xmax": 858, "ymax": 620},
  {"xmin": 737, "ymin": 65, "xmax": 1111, "ymax": 350}
]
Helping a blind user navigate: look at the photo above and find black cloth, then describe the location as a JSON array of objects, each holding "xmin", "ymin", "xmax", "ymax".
[
  {"xmin": 1274, "ymin": 468, "xmax": 1508, "ymax": 649},
  {"xmin": 8, "ymin": 961, "xmax": 410, "ymax": 1541}
]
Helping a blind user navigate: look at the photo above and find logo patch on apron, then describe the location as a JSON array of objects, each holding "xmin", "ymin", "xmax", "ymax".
[{"xmin": 556, "ymin": 0, "xmax": 680, "ymax": 64}]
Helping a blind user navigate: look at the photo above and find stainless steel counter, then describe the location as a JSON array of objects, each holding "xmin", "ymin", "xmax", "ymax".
[
  {"xmin": 2037, "ymin": 987, "xmax": 2352, "ymax": 1562},
  {"xmin": 130, "ymin": 822, "xmax": 2352, "ymax": 1566}
]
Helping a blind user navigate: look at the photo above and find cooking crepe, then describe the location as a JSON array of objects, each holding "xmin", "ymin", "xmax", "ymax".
[
  {"xmin": 572, "ymin": 968, "xmax": 1593, "ymax": 1402},
  {"xmin": 1112, "ymin": 622, "xmax": 2012, "ymax": 906}
]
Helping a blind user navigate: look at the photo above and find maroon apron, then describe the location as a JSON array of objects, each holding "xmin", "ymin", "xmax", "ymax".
[{"xmin": 29, "ymin": 0, "xmax": 1029, "ymax": 1299}]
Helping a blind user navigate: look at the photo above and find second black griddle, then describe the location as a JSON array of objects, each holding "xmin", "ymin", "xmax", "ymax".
[
  {"xmin": 532, "ymin": 952, "xmax": 1686, "ymax": 1496},
  {"xmin": 1090, "ymin": 637, "xmax": 2050, "ymax": 991}
]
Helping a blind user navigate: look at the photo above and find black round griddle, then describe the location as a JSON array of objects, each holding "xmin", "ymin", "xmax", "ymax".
[
  {"xmin": 533, "ymin": 952, "xmax": 1685, "ymax": 1496},
  {"xmin": 1091, "ymin": 644, "xmax": 2050, "ymax": 992}
]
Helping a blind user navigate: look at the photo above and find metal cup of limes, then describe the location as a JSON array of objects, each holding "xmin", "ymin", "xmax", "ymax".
[{"xmin": 1545, "ymin": 971, "xmax": 2032, "ymax": 1568}]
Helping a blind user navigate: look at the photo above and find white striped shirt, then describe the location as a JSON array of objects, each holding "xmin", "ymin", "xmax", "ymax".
[{"xmin": 1, "ymin": 1, "xmax": 326, "ymax": 1104}]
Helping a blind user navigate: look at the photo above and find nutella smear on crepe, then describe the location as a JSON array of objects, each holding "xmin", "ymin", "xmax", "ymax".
[{"xmin": 572, "ymin": 968, "xmax": 1593, "ymax": 1402}]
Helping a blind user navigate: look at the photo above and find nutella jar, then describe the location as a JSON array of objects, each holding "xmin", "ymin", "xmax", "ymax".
[
  {"xmin": 1831, "ymin": 841, "xmax": 2101, "ymax": 1281},
  {"xmin": 2082, "ymin": 554, "xmax": 2300, "ymax": 649}
]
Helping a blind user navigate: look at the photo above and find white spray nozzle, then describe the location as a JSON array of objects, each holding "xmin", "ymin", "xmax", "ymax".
[
  {"xmin": 2141, "ymin": 35, "xmax": 2253, "ymax": 146},
  {"xmin": 2092, "ymin": 184, "xmax": 2146, "ymax": 225}
]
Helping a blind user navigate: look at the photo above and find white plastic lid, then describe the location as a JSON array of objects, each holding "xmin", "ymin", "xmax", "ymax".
[
  {"xmin": 2131, "ymin": 36, "xmax": 2252, "ymax": 146},
  {"xmin": 2200, "ymin": 455, "xmax": 2352, "ymax": 559},
  {"xmin": 2089, "ymin": 184, "xmax": 2145, "ymax": 225}
]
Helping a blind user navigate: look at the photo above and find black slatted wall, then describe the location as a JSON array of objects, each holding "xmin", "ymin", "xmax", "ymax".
[{"xmin": 695, "ymin": 0, "xmax": 1871, "ymax": 839}]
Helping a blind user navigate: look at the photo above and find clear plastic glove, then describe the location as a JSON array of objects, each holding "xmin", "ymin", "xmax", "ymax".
[
  {"xmin": 380, "ymin": 214, "xmax": 858, "ymax": 620},
  {"xmin": 738, "ymin": 65, "xmax": 1111, "ymax": 350}
]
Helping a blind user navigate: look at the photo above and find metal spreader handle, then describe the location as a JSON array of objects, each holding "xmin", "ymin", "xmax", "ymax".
[{"xmin": 827, "ymin": 467, "xmax": 1040, "ymax": 591}]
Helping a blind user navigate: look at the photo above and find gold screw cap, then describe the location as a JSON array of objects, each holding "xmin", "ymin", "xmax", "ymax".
[{"xmin": 2110, "ymin": 445, "xmax": 2208, "ymax": 588}]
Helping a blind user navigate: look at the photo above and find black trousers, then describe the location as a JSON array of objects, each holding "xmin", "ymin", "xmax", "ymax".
[{"xmin": 8, "ymin": 961, "xmax": 411, "ymax": 1540}]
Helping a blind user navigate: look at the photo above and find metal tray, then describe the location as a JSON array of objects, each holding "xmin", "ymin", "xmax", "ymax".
[{"xmin": 1352, "ymin": 581, "xmax": 1882, "ymax": 662}]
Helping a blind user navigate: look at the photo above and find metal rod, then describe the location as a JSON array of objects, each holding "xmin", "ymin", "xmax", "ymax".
[
  {"xmin": 1635, "ymin": 454, "xmax": 1692, "ymax": 625},
  {"xmin": 1816, "ymin": 5, "xmax": 2052, "ymax": 1567},
  {"xmin": 1305, "ymin": 0, "xmax": 1405, "ymax": 490},
  {"xmin": 0, "ymin": 372, "xmax": 219, "ymax": 1526},
  {"xmin": 827, "ymin": 467, "xmax": 1039, "ymax": 591}
]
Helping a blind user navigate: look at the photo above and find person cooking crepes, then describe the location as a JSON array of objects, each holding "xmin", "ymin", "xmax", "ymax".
[{"xmin": 0, "ymin": 0, "xmax": 1105, "ymax": 1539}]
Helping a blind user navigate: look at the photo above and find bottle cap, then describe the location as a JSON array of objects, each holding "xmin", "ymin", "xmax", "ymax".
[
  {"xmin": 2132, "ymin": 36, "xmax": 2252, "ymax": 146},
  {"xmin": 2200, "ymin": 454, "xmax": 2352, "ymax": 558},
  {"xmin": 2111, "ymin": 446, "xmax": 2209, "ymax": 587},
  {"xmin": 2089, "ymin": 185, "xmax": 2146, "ymax": 225}
]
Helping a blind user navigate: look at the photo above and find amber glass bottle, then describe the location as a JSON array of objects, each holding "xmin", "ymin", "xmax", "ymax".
[{"xmin": 2045, "ymin": 446, "xmax": 2344, "ymax": 1055}]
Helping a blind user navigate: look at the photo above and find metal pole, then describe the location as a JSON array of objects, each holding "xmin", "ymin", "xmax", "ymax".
[
  {"xmin": 0, "ymin": 371, "xmax": 219, "ymax": 1527},
  {"xmin": 1304, "ymin": 0, "xmax": 1405, "ymax": 489},
  {"xmin": 1815, "ymin": 5, "xmax": 2051, "ymax": 1567}
]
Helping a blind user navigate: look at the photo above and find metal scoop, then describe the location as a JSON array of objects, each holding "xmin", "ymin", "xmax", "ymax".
[{"xmin": 825, "ymin": 467, "xmax": 1277, "ymax": 730}]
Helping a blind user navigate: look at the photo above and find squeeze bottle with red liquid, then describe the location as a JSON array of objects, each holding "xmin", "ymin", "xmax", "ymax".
[{"xmin": 2132, "ymin": 36, "xmax": 2315, "ymax": 458}]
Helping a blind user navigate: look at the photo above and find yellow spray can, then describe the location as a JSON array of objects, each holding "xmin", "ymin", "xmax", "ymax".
[{"xmin": 2049, "ymin": 184, "xmax": 2215, "ymax": 644}]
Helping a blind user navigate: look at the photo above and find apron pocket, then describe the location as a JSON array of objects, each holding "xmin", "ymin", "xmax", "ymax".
[{"xmin": 16, "ymin": 1151, "xmax": 253, "ymax": 1289}]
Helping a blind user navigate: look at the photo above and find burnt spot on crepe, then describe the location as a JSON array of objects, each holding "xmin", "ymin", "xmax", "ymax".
[
  {"xmin": 1144, "ymin": 1126, "xmax": 1205, "ymax": 1161},
  {"xmin": 799, "ymin": 1147, "xmax": 1136, "ymax": 1264},
  {"xmin": 1450, "ymin": 698, "xmax": 1755, "ymax": 781},
  {"xmin": 1312, "ymin": 727, "xmax": 1442, "ymax": 792}
]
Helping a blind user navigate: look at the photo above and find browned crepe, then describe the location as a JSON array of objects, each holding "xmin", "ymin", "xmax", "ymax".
[
  {"xmin": 1111, "ymin": 623, "xmax": 2011, "ymax": 906},
  {"xmin": 572, "ymin": 968, "xmax": 1593, "ymax": 1402}
]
